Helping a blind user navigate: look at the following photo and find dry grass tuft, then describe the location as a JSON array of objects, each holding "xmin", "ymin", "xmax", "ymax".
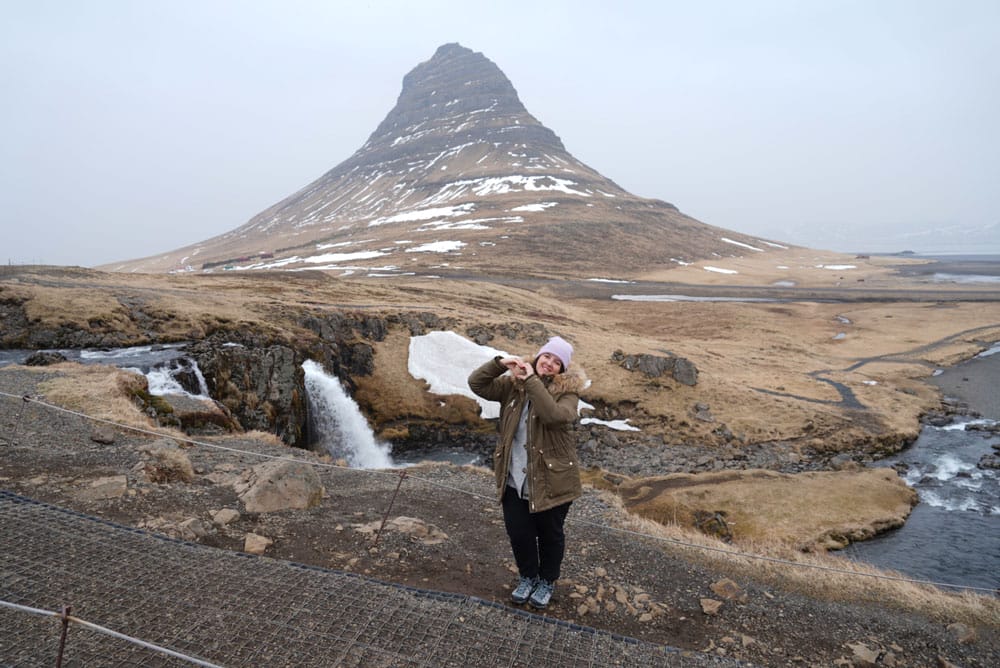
[
  {"xmin": 239, "ymin": 430, "xmax": 287, "ymax": 448},
  {"xmin": 592, "ymin": 491, "xmax": 1000, "ymax": 628},
  {"xmin": 35, "ymin": 363, "xmax": 178, "ymax": 434},
  {"xmin": 142, "ymin": 447, "xmax": 195, "ymax": 483}
]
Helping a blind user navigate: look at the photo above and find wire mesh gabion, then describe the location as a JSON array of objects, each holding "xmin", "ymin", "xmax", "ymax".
[{"xmin": 0, "ymin": 491, "xmax": 741, "ymax": 668}]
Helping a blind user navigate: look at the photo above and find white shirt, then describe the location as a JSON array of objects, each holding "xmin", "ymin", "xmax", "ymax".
[{"xmin": 507, "ymin": 401, "xmax": 530, "ymax": 499}]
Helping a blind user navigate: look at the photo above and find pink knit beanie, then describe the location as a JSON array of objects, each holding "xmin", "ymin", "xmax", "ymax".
[{"xmin": 536, "ymin": 336, "xmax": 573, "ymax": 370}]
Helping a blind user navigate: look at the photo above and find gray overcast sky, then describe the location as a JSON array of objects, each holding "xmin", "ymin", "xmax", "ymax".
[{"xmin": 3, "ymin": 0, "xmax": 998, "ymax": 267}]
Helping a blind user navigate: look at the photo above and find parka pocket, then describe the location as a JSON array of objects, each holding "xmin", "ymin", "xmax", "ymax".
[{"xmin": 542, "ymin": 456, "xmax": 581, "ymax": 498}]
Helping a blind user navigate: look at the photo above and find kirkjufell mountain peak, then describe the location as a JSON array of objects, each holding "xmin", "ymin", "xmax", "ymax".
[{"xmin": 106, "ymin": 43, "xmax": 789, "ymax": 276}]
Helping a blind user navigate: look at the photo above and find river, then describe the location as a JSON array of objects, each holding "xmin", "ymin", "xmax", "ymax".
[{"xmin": 842, "ymin": 419, "xmax": 999, "ymax": 591}]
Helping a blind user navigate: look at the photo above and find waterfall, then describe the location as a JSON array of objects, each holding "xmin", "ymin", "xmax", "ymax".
[
  {"xmin": 302, "ymin": 360, "xmax": 395, "ymax": 469},
  {"xmin": 144, "ymin": 358, "xmax": 210, "ymax": 398}
]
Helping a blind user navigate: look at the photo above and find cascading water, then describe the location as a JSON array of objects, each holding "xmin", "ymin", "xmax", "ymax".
[
  {"xmin": 144, "ymin": 358, "xmax": 211, "ymax": 397},
  {"xmin": 302, "ymin": 360, "xmax": 395, "ymax": 469},
  {"xmin": 844, "ymin": 419, "xmax": 999, "ymax": 589}
]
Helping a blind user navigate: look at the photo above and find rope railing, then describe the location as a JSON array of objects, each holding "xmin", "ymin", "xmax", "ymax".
[
  {"xmin": 0, "ymin": 599, "xmax": 225, "ymax": 667},
  {"xmin": 1, "ymin": 388, "xmax": 996, "ymax": 598}
]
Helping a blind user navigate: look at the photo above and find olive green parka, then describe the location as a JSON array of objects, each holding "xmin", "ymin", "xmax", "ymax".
[{"xmin": 468, "ymin": 356, "xmax": 588, "ymax": 513}]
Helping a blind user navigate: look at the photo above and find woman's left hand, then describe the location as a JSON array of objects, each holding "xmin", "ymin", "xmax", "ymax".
[{"xmin": 513, "ymin": 360, "xmax": 534, "ymax": 379}]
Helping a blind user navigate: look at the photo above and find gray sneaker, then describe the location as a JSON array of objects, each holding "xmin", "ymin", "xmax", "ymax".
[
  {"xmin": 510, "ymin": 576, "xmax": 537, "ymax": 605},
  {"xmin": 528, "ymin": 578, "xmax": 554, "ymax": 609}
]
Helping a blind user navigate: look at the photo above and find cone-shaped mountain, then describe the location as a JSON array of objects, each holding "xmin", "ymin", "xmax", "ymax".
[{"xmin": 106, "ymin": 43, "xmax": 784, "ymax": 275}]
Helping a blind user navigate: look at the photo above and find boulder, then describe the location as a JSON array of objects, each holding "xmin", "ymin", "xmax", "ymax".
[
  {"xmin": 977, "ymin": 454, "xmax": 1000, "ymax": 470},
  {"xmin": 946, "ymin": 622, "xmax": 977, "ymax": 644},
  {"xmin": 238, "ymin": 459, "xmax": 324, "ymax": 513},
  {"xmin": 709, "ymin": 578, "xmax": 747, "ymax": 602},
  {"xmin": 177, "ymin": 518, "xmax": 211, "ymax": 540},
  {"xmin": 244, "ymin": 532, "xmax": 273, "ymax": 555},
  {"xmin": 24, "ymin": 351, "xmax": 67, "ymax": 366},
  {"xmin": 75, "ymin": 475, "xmax": 128, "ymax": 502},
  {"xmin": 90, "ymin": 425, "xmax": 117, "ymax": 445},
  {"xmin": 212, "ymin": 508, "xmax": 241, "ymax": 526},
  {"xmin": 847, "ymin": 642, "xmax": 879, "ymax": 667},
  {"xmin": 672, "ymin": 357, "xmax": 699, "ymax": 386},
  {"xmin": 700, "ymin": 598, "xmax": 723, "ymax": 615}
]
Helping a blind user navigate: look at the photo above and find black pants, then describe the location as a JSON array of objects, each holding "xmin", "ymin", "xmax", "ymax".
[{"xmin": 501, "ymin": 485, "xmax": 571, "ymax": 583}]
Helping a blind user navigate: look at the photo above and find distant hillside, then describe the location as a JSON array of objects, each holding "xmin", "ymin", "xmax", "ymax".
[{"xmin": 105, "ymin": 43, "xmax": 790, "ymax": 277}]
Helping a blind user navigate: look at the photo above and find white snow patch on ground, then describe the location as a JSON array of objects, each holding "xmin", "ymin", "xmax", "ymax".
[
  {"xmin": 425, "ymin": 175, "xmax": 591, "ymax": 203},
  {"xmin": 760, "ymin": 240, "xmax": 790, "ymax": 249},
  {"xmin": 580, "ymin": 417, "xmax": 639, "ymax": 431},
  {"xmin": 368, "ymin": 204, "xmax": 475, "ymax": 227},
  {"xmin": 721, "ymin": 237, "xmax": 764, "ymax": 252},
  {"xmin": 415, "ymin": 221, "xmax": 491, "ymax": 232},
  {"xmin": 704, "ymin": 266, "xmax": 739, "ymax": 275},
  {"xmin": 408, "ymin": 332, "xmax": 509, "ymax": 419},
  {"xmin": 316, "ymin": 239, "xmax": 376, "ymax": 250},
  {"xmin": 255, "ymin": 256, "xmax": 304, "ymax": 269},
  {"xmin": 416, "ymin": 216, "xmax": 523, "ymax": 232},
  {"xmin": 511, "ymin": 202, "xmax": 558, "ymax": 212},
  {"xmin": 816, "ymin": 264, "xmax": 857, "ymax": 270},
  {"xmin": 588, "ymin": 278, "xmax": 635, "ymax": 284},
  {"xmin": 304, "ymin": 250, "xmax": 388, "ymax": 264},
  {"xmin": 405, "ymin": 241, "xmax": 466, "ymax": 253},
  {"xmin": 612, "ymin": 294, "xmax": 778, "ymax": 303}
]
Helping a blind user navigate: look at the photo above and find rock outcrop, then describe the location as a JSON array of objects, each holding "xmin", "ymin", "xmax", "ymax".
[
  {"xmin": 612, "ymin": 350, "xmax": 699, "ymax": 386},
  {"xmin": 188, "ymin": 334, "xmax": 307, "ymax": 446}
]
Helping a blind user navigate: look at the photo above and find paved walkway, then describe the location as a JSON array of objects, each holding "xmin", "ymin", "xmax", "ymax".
[{"xmin": 0, "ymin": 491, "xmax": 745, "ymax": 667}]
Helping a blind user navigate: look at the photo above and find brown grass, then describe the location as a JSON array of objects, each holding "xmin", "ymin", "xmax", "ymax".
[
  {"xmin": 33, "ymin": 362, "xmax": 172, "ymax": 433},
  {"xmin": 584, "ymin": 467, "xmax": 918, "ymax": 550},
  {"xmin": 596, "ymin": 492, "xmax": 1000, "ymax": 628}
]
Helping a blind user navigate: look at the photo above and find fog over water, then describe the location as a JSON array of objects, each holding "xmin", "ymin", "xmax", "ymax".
[{"xmin": 3, "ymin": 1, "xmax": 998, "ymax": 266}]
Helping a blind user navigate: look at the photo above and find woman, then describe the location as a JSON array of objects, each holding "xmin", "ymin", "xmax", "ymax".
[{"xmin": 467, "ymin": 335, "xmax": 587, "ymax": 609}]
